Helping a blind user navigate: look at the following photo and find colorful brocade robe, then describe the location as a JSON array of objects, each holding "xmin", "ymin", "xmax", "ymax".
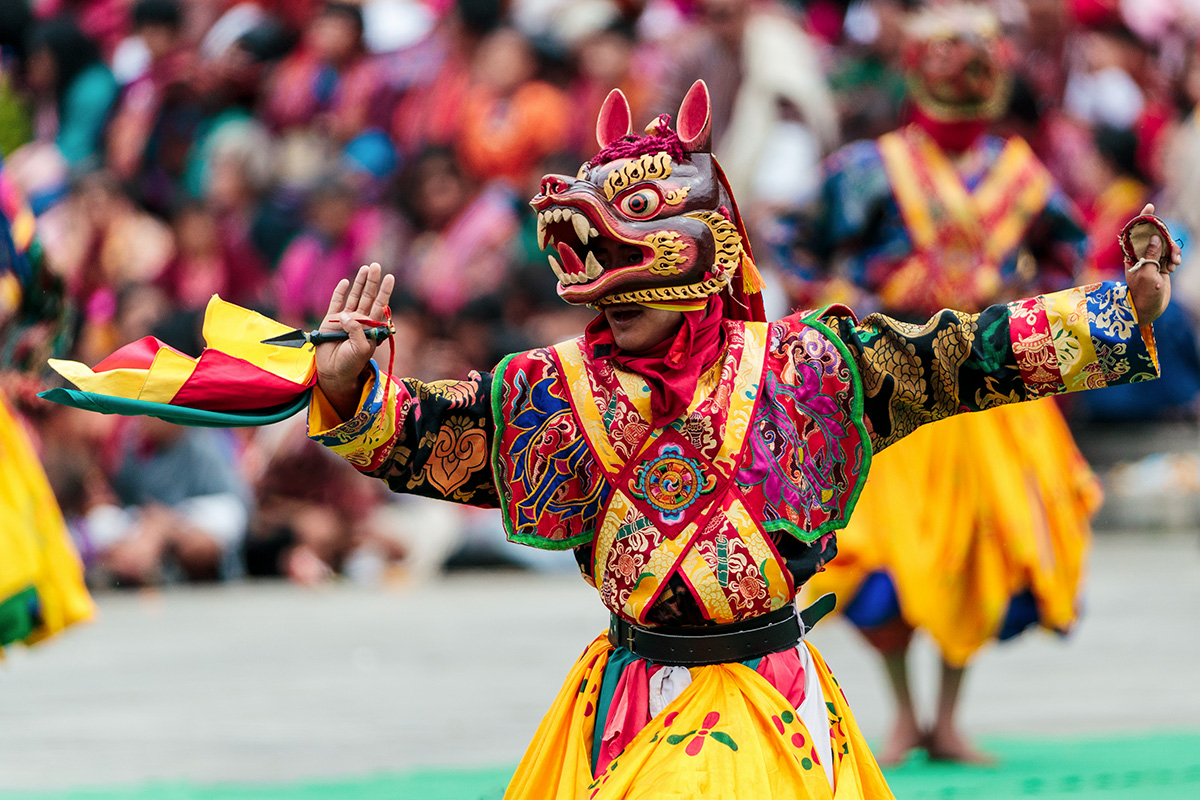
[
  {"xmin": 787, "ymin": 124, "xmax": 1087, "ymax": 317},
  {"xmin": 309, "ymin": 282, "xmax": 1159, "ymax": 626}
]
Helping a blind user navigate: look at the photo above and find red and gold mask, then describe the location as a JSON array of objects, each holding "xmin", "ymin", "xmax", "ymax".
[
  {"xmin": 902, "ymin": 4, "xmax": 1013, "ymax": 123},
  {"xmin": 530, "ymin": 81, "xmax": 762, "ymax": 315}
]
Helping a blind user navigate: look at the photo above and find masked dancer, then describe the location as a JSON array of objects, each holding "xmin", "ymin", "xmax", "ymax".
[
  {"xmin": 793, "ymin": 4, "xmax": 1100, "ymax": 765},
  {"xmin": 44, "ymin": 78, "xmax": 1174, "ymax": 797}
]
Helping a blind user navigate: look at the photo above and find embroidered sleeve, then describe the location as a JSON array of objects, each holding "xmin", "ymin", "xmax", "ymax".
[
  {"xmin": 307, "ymin": 360, "xmax": 499, "ymax": 507},
  {"xmin": 829, "ymin": 281, "xmax": 1159, "ymax": 451}
]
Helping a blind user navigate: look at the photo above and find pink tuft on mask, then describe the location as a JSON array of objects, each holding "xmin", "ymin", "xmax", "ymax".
[{"xmin": 591, "ymin": 121, "xmax": 687, "ymax": 167}]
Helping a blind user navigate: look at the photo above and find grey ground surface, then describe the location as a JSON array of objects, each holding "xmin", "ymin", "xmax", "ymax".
[{"xmin": 3, "ymin": 531, "xmax": 1198, "ymax": 792}]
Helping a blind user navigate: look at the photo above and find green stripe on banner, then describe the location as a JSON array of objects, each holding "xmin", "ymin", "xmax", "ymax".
[
  {"xmin": 8, "ymin": 732, "xmax": 1200, "ymax": 799},
  {"xmin": 37, "ymin": 388, "xmax": 311, "ymax": 428}
]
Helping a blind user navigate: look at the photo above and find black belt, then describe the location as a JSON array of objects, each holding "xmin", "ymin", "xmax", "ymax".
[{"xmin": 608, "ymin": 594, "xmax": 837, "ymax": 667}]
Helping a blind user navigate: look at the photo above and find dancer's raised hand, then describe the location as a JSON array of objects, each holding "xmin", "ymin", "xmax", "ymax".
[
  {"xmin": 316, "ymin": 262, "xmax": 395, "ymax": 419},
  {"xmin": 1125, "ymin": 204, "xmax": 1179, "ymax": 326}
]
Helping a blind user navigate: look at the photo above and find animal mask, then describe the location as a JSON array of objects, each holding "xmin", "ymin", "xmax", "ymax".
[
  {"xmin": 902, "ymin": 3, "xmax": 1013, "ymax": 122},
  {"xmin": 530, "ymin": 80, "xmax": 763, "ymax": 317}
]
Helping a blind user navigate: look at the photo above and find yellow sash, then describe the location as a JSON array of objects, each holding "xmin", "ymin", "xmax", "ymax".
[{"xmin": 877, "ymin": 125, "xmax": 1053, "ymax": 311}]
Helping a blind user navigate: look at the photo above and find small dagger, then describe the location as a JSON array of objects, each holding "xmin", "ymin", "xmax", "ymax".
[{"xmin": 260, "ymin": 323, "xmax": 394, "ymax": 348}]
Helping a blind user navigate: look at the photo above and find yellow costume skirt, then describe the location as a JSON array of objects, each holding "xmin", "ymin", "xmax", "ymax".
[
  {"xmin": 805, "ymin": 399, "xmax": 1099, "ymax": 667},
  {"xmin": 504, "ymin": 635, "xmax": 893, "ymax": 800},
  {"xmin": 0, "ymin": 395, "xmax": 93, "ymax": 651}
]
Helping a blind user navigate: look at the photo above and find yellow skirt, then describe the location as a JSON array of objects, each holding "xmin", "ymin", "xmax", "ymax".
[
  {"xmin": 504, "ymin": 635, "xmax": 893, "ymax": 800},
  {"xmin": 0, "ymin": 395, "xmax": 93, "ymax": 651},
  {"xmin": 805, "ymin": 399, "xmax": 1099, "ymax": 667}
]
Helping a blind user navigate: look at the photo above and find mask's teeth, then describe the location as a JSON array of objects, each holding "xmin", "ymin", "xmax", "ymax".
[
  {"xmin": 584, "ymin": 251, "xmax": 603, "ymax": 279},
  {"xmin": 589, "ymin": 226, "xmax": 599, "ymax": 239},
  {"xmin": 536, "ymin": 213, "xmax": 548, "ymax": 250},
  {"xmin": 572, "ymin": 213, "xmax": 590, "ymax": 245},
  {"xmin": 548, "ymin": 253, "xmax": 566, "ymax": 283}
]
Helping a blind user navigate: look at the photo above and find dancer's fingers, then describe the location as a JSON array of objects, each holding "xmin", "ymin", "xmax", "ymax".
[
  {"xmin": 356, "ymin": 262, "xmax": 382, "ymax": 315},
  {"xmin": 1143, "ymin": 234, "xmax": 1163, "ymax": 268},
  {"xmin": 339, "ymin": 311, "xmax": 369, "ymax": 353},
  {"xmin": 324, "ymin": 278, "xmax": 351, "ymax": 326},
  {"xmin": 370, "ymin": 273, "xmax": 395, "ymax": 322},
  {"xmin": 344, "ymin": 264, "xmax": 370, "ymax": 312}
]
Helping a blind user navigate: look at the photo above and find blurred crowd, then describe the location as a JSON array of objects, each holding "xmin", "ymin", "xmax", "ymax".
[{"xmin": 4, "ymin": 0, "xmax": 1200, "ymax": 588}]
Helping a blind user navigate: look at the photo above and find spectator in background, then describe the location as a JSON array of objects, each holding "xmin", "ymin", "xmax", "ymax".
[
  {"xmin": 275, "ymin": 171, "xmax": 400, "ymax": 325},
  {"xmin": 244, "ymin": 417, "xmax": 402, "ymax": 585},
  {"xmin": 0, "ymin": 2, "xmax": 34, "ymax": 158},
  {"xmin": 264, "ymin": 1, "xmax": 381, "ymax": 143},
  {"xmin": 33, "ymin": 0, "xmax": 129, "ymax": 60},
  {"xmin": 106, "ymin": 0, "xmax": 197, "ymax": 212},
  {"xmin": 1082, "ymin": 124, "xmax": 1151, "ymax": 276},
  {"xmin": 187, "ymin": 117, "xmax": 281, "ymax": 274},
  {"xmin": 398, "ymin": 146, "xmax": 519, "ymax": 320},
  {"xmin": 657, "ymin": 0, "xmax": 839, "ymax": 206},
  {"xmin": 25, "ymin": 16, "xmax": 118, "ymax": 168},
  {"xmin": 388, "ymin": 0, "xmax": 503, "ymax": 156},
  {"xmin": 454, "ymin": 27, "xmax": 568, "ymax": 185},
  {"xmin": 826, "ymin": 0, "xmax": 907, "ymax": 143},
  {"xmin": 564, "ymin": 14, "xmax": 651, "ymax": 160},
  {"xmin": 37, "ymin": 171, "xmax": 174, "ymax": 314},
  {"xmin": 78, "ymin": 416, "xmax": 248, "ymax": 585},
  {"xmin": 158, "ymin": 200, "xmax": 267, "ymax": 310},
  {"xmin": 1064, "ymin": 22, "xmax": 1149, "ymax": 132}
]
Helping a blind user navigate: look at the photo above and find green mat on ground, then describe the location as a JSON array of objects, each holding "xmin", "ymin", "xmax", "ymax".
[{"xmin": 13, "ymin": 731, "xmax": 1200, "ymax": 799}]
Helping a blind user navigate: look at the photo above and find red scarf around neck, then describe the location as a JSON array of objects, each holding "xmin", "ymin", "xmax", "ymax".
[
  {"xmin": 584, "ymin": 296, "xmax": 726, "ymax": 429},
  {"xmin": 911, "ymin": 106, "xmax": 988, "ymax": 153}
]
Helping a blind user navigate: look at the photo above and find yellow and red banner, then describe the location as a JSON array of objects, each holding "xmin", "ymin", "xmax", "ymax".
[{"xmin": 48, "ymin": 296, "xmax": 315, "ymax": 411}]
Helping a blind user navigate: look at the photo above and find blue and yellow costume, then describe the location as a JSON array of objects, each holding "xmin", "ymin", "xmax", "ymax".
[{"xmin": 788, "ymin": 117, "xmax": 1099, "ymax": 666}]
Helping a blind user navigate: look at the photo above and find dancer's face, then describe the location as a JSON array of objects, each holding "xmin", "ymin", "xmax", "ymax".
[{"xmin": 603, "ymin": 305, "xmax": 683, "ymax": 353}]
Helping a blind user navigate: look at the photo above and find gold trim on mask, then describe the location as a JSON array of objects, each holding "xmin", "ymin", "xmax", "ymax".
[
  {"xmin": 646, "ymin": 231, "xmax": 687, "ymax": 275},
  {"xmin": 602, "ymin": 153, "xmax": 673, "ymax": 200},
  {"xmin": 691, "ymin": 210, "xmax": 743, "ymax": 281},
  {"xmin": 592, "ymin": 211, "xmax": 745, "ymax": 306},
  {"xmin": 664, "ymin": 186, "xmax": 691, "ymax": 205},
  {"xmin": 596, "ymin": 274, "xmax": 733, "ymax": 306}
]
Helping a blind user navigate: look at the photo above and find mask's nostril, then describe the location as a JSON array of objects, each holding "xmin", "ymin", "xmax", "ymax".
[{"xmin": 540, "ymin": 176, "xmax": 569, "ymax": 195}]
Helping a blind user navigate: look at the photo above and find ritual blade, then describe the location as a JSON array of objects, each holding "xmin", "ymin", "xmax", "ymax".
[{"xmin": 259, "ymin": 329, "xmax": 317, "ymax": 348}]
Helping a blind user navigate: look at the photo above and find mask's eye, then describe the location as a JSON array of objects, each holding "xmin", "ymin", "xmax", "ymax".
[{"xmin": 617, "ymin": 188, "xmax": 662, "ymax": 219}]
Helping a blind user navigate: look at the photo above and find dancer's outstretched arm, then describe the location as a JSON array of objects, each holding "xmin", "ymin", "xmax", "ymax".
[
  {"xmin": 824, "ymin": 206, "xmax": 1175, "ymax": 453},
  {"xmin": 309, "ymin": 262, "xmax": 499, "ymax": 507}
]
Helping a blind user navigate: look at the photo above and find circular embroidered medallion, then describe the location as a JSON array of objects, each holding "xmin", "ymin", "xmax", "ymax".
[{"xmin": 634, "ymin": 444, "xmax": 712, "ymax": 520}]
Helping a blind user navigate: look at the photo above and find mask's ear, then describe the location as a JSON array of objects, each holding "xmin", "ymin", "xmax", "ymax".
[
  {"xmin": 676, "ymin": 80, "xmax": 712, "ymax": 152},
  {"xmin": 596, "ymin": 89, "xmax": 633, "ymax": 149}
]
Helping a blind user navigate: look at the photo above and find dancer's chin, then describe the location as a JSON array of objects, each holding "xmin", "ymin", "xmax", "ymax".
[{"xmin": 604, "ymin": 304, "xmax": 683, "ymax": 353}]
